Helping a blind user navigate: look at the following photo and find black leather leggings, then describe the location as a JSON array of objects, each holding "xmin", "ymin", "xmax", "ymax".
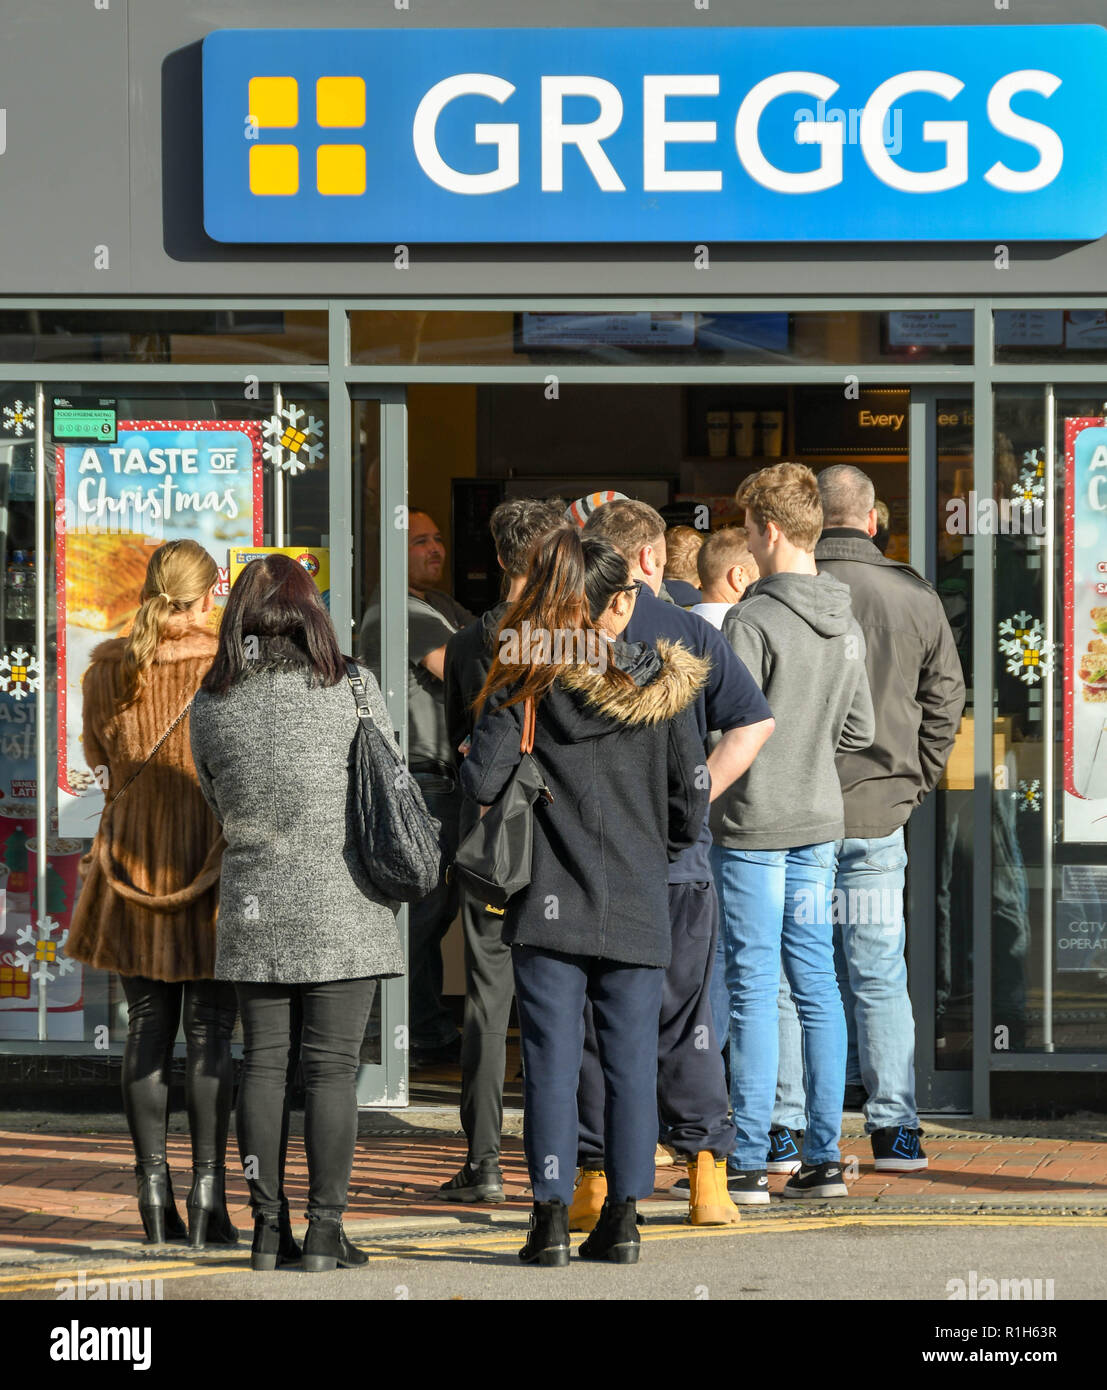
[{"xmin": 119, "ymin": 975, "xmax": 237, "ymax": 1168}]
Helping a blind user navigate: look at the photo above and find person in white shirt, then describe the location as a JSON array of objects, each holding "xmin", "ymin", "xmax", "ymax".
[{"xmin": 691, "ymin": 526, "xmax": 760, "ymax": 630}]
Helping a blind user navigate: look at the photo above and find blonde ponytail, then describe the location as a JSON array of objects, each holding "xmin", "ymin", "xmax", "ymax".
[{"xmin": 119, "ymin": 540, "xmax": 219, "ymax": 705}]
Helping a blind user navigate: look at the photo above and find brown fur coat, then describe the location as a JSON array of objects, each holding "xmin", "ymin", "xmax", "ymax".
[{"xmin": 66, "ymin": 618, "xmax": 223, "ymax": 981}]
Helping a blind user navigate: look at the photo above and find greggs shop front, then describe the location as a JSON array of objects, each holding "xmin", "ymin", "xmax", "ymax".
[{"xmin": 3, "ymin": 0, "xmax": 1107, "ymax": 1117}]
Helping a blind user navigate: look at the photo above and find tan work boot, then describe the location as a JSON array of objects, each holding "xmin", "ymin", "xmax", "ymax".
[
  {"xmin": 568, "ymin": 1168, "xmax": 607, "ymax": 1232},
  {"xmin": 686, "ymin": 1151, "xmax": 741, "ymax": 1226}
]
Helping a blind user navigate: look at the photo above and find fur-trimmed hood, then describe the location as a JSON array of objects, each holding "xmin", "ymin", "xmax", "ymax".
[
  {"xmin": 551, "ymin": 637, "xmax": 709, "ymax": 741},
  {"xmin": 90, "ymin": 615, "xmax": 218, "ymax": 667}
]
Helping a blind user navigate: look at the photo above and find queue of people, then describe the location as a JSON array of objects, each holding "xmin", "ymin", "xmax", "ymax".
[{"xmin": 66, "ymin": 457, "xmax": 963, "ymax": 1273}]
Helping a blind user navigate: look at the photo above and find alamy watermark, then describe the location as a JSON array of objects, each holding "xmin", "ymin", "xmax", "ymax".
[
  {"xmin": 946, "ymin": 1269, "xmax": 1055, "ymax": 1301},
  {"xmin": 793, "ymin": 886, "xmax": 903, "ymax": 926},
  {"xmin": 498, "ymin": 620, "xmax": 609, "ymax": 674}
]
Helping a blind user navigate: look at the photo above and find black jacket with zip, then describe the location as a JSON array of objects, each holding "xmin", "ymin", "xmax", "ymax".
[
  {"xmin": 460, "ymin": 638, "xmax": 709, "ymax": 968},
  {"xmin": 444, "ymin": 600, "xmax": 509, "ymax": 770},
  {"xmin": 815, "ymin": 530, "xmax": 966, "ymax": 838}
]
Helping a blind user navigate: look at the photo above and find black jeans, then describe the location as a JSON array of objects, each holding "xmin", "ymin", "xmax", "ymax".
[
  {"xmin": 408, "ymin": 770, "xmax": 462, "ymax": 1049},
  {"xmin": 119, "ymin": 975, "xmax": 237, "ymax": 1169},
  {"xmin": 457, "ymin": 795, "xmax": 515, "ymax": 1167},
  {"xmin": 235, "ymin": 977, "xmax": 376, "ymax": 1220}
]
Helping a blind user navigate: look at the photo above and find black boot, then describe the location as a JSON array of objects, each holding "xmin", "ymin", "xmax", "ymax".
[
  {"xmin": 134, "ymin": 1161, "xmax": 186, "ymax": 1245},
  {"xmin": 518, "ymin": 1200, "xmax": 570, "ymax": 1268},
  {"xmin": 186, "ymin": 1163, "xmax": 239, "ymax": 1248},
  {"xmin": 436, "ymin": 1160, "xmax": 505, "ymax": 1204},
  {"xmin": 301, "ymin": 1215, "xmax": 368, "ymax": 1273},
  {"xmin": 578, "ymin": 1198, "xmax": 641, "ymax": 1265},
  {"xmin": 250, "ymin": 1199, "xmax": 302, "ymax": 1272}
]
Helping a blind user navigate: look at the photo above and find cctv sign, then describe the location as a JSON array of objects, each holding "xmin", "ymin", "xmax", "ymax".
[{"xmin": 201, "ymin": 25, "xmax": 1107, "ymax": 243}]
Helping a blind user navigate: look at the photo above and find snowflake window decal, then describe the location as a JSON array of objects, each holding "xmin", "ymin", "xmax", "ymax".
[
  {"xmin": 998, "ymin": 612, "xmax": 1054, "ymax": 686},
  {"xmin": 0, "ymin": 647, "xmax": 41, "ymax": 701},
  {"xmin": 262, "ymin": 403, "xmax": 324, "ymax": 477},
  {"xmin": 13, "ymin": 915, "xmax": 73, "ymax": 987},
  {"xmin": 1, "ymin": 399, "xmax": 34, "ymax": 438},
  {"xmin": 1012, "ymin": 449, "xmax": 1046, "ymax": 513},
  {"xmin": 1016, "ymin": 779, "xmax": 1042, "ymax": 814}
]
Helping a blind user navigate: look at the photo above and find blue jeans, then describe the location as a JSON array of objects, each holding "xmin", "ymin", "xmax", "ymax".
[
  {"xmin": 711, "ymin": 841, "xmax": 845, "ymax": 1169},
  {"xmin": 775, "ymin": 828, "xmax": 916, "ymax": 1134}
]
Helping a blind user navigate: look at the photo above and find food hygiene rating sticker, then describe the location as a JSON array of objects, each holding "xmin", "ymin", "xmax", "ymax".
[{"xmin": 200, "ymin": 24, "xmax": 1107, "ymax": 244}]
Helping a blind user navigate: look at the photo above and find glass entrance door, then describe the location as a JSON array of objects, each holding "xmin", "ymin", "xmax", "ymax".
[
  {"xmin": 909, "ymin": 386, "xmax": 974, "ymax": 1113},
  {"xmin": 343, "ymin": 387, "xmax": 410, "ymax": 1107}
]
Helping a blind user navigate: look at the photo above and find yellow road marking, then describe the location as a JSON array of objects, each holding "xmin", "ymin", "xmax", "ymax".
[{"xmin": 2, "ymin": 1212, "xmax": 1105, "ymax": 1293}]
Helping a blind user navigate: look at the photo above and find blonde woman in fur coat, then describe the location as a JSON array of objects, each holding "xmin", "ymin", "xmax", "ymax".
[{"xmin": 68, "ymin": 540, "xmax": 252, "ymax": 1254}]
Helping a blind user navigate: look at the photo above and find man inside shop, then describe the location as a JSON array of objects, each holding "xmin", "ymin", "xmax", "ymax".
[{"xmin": 360, "ymin": 509, "xmax": 474, "ymax": 1066}]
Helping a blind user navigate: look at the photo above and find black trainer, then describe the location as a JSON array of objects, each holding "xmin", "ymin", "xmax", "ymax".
[
  {"xmin": 435, "ymin": 1162, "xmax": 506, "ymax": 1203},
  {"xmin": 782, "ymin": 1162, "xmax": 848, "ymax": 1199},
  {"xmin": 766, "ymin": 1127, "xmax": 804, "ymax": 1174},
  {"xmin": 668, "ymin": 1166, "xmax": 770, "ymax": 1203},
  {"xmin": 724, "ymin": 1169, "xmax": 770, "ymax": 1205},
  {"xmin": 871, "ymin": 1125, "xmax": 928, "ymax": 1172}
]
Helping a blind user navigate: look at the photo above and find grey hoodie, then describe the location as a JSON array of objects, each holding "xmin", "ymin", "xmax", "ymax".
[{"xmin": 710, "ymin": 571, "xmax": 875, "ymax": 850}]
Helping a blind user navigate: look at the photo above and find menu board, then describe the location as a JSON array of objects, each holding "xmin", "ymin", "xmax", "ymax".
[
  {"xmin": 55, "ymin": 420, "xmax": 263, "ymax": 837},
  {"xmin": 1063, "ymin": 417, "xmax": 1107, "ymax": 841},
  {"xmin": 228, "ymin": 545, "xmax": 330, "ymax": 608}
]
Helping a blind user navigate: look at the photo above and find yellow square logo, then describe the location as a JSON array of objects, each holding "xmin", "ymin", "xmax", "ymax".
[
  {"xmin": 250, "ymin": 145, "xmax": 299, "ymax": 196},
  {"xmin": 316, "ymin": 77, "xmax": 366, "ymax": 128},
  {"xmin": 317, "ymin": 144, "xmax": 366, "ymax": 196},
  {"xmin": 248, "ymin": 76, "xmax": 298, "ymax": 128}
]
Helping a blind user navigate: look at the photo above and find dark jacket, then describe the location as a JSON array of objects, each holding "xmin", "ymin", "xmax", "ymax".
[
  {"xmin": 815, "ymin": 530, "xmax": 966, "ymax": 838},
  {"xmin": 444, "ymin": 600, "xmax": 508, "ymax": 768},
  {"xmin": 460, "ymin": 638, "xmax": 710, "ymax": 968},
  {"xmin": 664, "ymin": 577, "xmax": 702, "ymax": 607}
]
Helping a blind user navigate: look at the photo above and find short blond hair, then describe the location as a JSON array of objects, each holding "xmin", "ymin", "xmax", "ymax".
[
  {"xmin": 698, "ymin": 527, "xmax": 755, "ymax": 590},
  {"xmin": 736, "ymin": 463, "xmax": 822, "ymax": 552},
  {"xmin": 664, "ymin": 525, "xmax": 704, "ymax": 586},
  {"xmin": 582, "ymin": 499, "xmax": 666, "ymax": 559}
]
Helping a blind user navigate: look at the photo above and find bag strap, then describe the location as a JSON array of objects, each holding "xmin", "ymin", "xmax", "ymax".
[
  {"xmin": 520, "ymin": 697, "xmax": 535, "ymax": 754},
  {"xmin": 345, "ymin": 659, "xmax": 374, "ymax": 721},
  {"xmin": 109, "ymin": 697, "xmax": 195, "ymax": 808}
]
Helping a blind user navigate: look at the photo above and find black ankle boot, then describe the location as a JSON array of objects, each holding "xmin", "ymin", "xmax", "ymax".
[
  {"xmin": 518, "ymin": 1200, "xmax": 570, "ymax": 1267},
  {"xmin": 134, "ymin": 1161, "xmax": 186, "ymax": 1245},
  {"xmin": 301, "ymin": 1215, "xmax": 368, "ymax": 1273},
  {"xmin": 250, "ymin": 1202, "xmax": 302, "ymax": 1272},
  {"xmin": 578, "ymin": 1198, "xmax": 640, "ymax": 1265},
  {"xmin": 186, "ymin": 1164, "xmax": 239, "ymax": 1248}
]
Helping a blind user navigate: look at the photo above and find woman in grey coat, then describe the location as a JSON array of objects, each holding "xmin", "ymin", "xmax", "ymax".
[{"xmin": 190, "ymin": 554, "xmax": 404, "ymax": 1273}]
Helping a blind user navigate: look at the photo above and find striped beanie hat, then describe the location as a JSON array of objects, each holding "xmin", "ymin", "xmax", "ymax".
[{"xmin": 565, "ymin": 490, "xmax": 629, "ymax": 528}]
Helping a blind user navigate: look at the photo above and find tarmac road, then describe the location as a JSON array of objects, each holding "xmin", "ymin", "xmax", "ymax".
[{"xmin": 3, "ymin": 1213, "xmax": 1105, "ymax": 1303}]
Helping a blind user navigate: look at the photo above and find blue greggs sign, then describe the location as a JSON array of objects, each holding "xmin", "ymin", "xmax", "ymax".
[{"xmin": 201, "ymin": 25, "xmax": 1107, "ymax": 244}]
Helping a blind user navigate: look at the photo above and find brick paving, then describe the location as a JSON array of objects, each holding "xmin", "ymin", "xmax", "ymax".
[{"xmin": 0, "ymin": 1124, "xmax": 1105, "ymax": 1257}]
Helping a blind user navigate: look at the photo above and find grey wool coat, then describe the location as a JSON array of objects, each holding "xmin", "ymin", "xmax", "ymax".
[{"xmin": 189, "ymin": 649, "xmax": 406, "ymax": 985}]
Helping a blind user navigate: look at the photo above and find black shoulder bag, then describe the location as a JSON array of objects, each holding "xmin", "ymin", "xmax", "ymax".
[
  {"xmin": 345, "ymin": 661, "xmax": 442, "ymax": 902},
  {"xmin": 452, "ymin": 697, "xmax": 553, "ymax": 910}
]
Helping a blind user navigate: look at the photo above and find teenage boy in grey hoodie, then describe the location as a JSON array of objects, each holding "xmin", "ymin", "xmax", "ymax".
[{"xmin": 710, "ymin": 463, "xmax": 875, "ymax": 1202}]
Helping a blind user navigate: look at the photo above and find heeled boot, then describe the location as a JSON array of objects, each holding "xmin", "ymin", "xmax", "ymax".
[
  {"xmin": 186, "ymin": 1163, "xmax": 239, "ymax": 1248},
  {"xmin": 301, "ymin": 1215, "xmax": 368, "ymax": 1273},
  {"xmin": 518, "ymin": 1200, "xmax": 571, "ymax": 1267},
  {"xmin": 250, "ymin": 1198, "xmax": 302, "ymax": 1272},
  {"xmin": 134, "ymin": 1160, "xmax": 186, "ymax": 1245},
  {"xmin": 578, "ymin": 1197, "xmax": 641, "ymax": 1265}
]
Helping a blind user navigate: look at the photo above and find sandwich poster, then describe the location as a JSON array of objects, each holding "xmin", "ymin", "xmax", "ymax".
[
  {"xmin": 1063, "ymin": 417, "xmax": 1107, "ymax": 841},
  {"xmin": 55, "ymin": 421, "xmax": 263, "ymax": 838}
]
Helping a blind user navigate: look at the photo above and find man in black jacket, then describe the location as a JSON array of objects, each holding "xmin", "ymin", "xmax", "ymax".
[
  {"xmin": 436, "ymin": 498, "xmax": 563, "ymax": 1203},
  {"xmin": 775, "ymin": 466, "xmax": 964, "ymax": 1173}
]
